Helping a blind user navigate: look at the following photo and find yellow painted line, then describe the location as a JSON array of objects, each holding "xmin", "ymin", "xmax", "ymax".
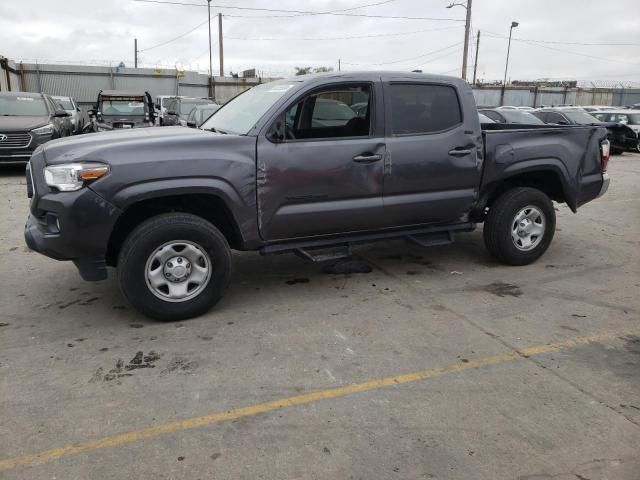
[{"xmin": 0, "ymin": 330, "xmax": 633, "ymax": 472}]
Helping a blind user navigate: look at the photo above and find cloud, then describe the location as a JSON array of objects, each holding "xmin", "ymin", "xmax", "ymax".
[{"xmin": 2, "ymin": 0, "xmax": 639, "ymax": 79}]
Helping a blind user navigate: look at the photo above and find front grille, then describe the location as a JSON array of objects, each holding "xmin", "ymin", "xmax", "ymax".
[{"xmin": 0, "ymin": 132, "xmax": 32, "ymax": 149}]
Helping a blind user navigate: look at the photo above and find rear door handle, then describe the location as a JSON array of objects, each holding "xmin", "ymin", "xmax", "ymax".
[
  {"xmin": 448, "ymin": 148, "xmax": 473, "ymax": 157},
  {"xmin": 353, "ymin": 153, "xmax": 383, "ymax": 163}
]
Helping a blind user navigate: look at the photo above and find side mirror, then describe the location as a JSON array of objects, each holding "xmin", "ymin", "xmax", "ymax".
[
  {"xmin": 187, "ymin": 121, "xmax": 197, "ymax": 128},
  {"xmin": 54, "ymin": 110, "xmax": 70, "ymax": 117},
  {"xmin": 167, "ymin": 110, "xmax": 177, "ymax": 116},
  {"xmin": 557, "ymin": 120, "xmax": 569, "ymax": 125},
  {"xmin": 87, "ymin": 109, "xmax": 96, "ymax": 117}
]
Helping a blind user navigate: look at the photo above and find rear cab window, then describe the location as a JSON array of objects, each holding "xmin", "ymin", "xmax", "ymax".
[{"xmin": 388, "ymin": 83, "xmax": 462, "ymax": 135}]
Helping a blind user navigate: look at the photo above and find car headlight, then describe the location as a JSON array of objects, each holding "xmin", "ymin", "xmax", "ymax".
[
  {"xmin": 32, "ymin": 124, "xmax": 54, "ymax": 135},
  {"xmin": 44, "ymin": 163, "xmax": 110, "ymax": 192}
]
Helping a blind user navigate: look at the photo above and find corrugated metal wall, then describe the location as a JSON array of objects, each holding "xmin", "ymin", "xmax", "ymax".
[
  {"xmin": 472, "ymin": 85, "xmax": 639, "ymax": 107},
  {"xmin": 13, "ymin": 62, "xmax": 271, "ymax": 109},
  {"xmin": 0, "ymin": 57, "xmax": 21, "ymax": 92},
  {"xmin": 4, "ymin": 58, "xmax": 640, "ymax": 109}
]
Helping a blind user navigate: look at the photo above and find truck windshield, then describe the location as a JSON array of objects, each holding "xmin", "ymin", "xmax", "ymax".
[
  {"xmin": 55, "ymin": 98, "xmax": 74, "ymax": 110},
  {"xmin": 0, "ymin": 96, "xmax": 48, "ymax": 116},
  {"xmin": 201, "ymin": 81, "xmax": 300, "ymax": 134},
  {"xmin": 179, "ymin": 100, "xmax": 211, "ymax": 115},
  {"xmin": 101, "ymin": 98, "xmax": 146, "ymax": 116}
]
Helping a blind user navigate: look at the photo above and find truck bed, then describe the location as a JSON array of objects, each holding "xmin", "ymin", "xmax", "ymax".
[{"xmin": 480, "ymin": 123, "xmax": 608, "ymax": 212}]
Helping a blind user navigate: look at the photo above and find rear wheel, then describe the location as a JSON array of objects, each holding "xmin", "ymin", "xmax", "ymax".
[
  {"xmin": 118, "ymin": 213, "xmax": 232, "ymax": 321},
  {"xmin": 483, "ymin": 187, "xmax": 556, "ymax": 266}
]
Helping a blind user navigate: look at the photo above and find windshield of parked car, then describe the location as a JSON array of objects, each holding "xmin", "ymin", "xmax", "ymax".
[
  {"xmin": 54, "ymin": 98, "xmax": 74, "ymax": 110},
  {"xmin": 179, "ymin": 99, "xmax": 212, "ymax": 115},
  {"xmin": 500, "ymin": 110, "xmax": 545, "ymax": 124},
  {"xmin": 201, "ymin": 81, "xmax": 300, "ymax": 134},
  {"xmin": 0, "ymin": 96, "xmax": 49, "ymax": 116},
  {"xmin": 563, "ymin": 111, "xmax": 599, "ymax": 124},
  {"xmin": 101, "ymin": 97, "xmax": 146, "ymax": 116}
]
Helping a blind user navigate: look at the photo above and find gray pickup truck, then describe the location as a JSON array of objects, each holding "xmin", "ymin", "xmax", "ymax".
[{"xmin": 24, "ymin": 72, "xmax": 610, "ymax": 320}]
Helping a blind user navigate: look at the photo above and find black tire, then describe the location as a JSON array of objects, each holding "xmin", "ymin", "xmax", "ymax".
[
  {"xmin": 483, "ymin": 187, "xmax": 556, "ymax": 266},
  {"xmin": 117, "ymin": 213, "xmax": 232, "ymax": 321}
]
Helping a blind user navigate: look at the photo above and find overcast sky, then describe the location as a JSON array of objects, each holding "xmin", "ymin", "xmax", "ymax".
[{"xmin": 2, "ymin": 0, "xmax": 639, "ymax": 82}]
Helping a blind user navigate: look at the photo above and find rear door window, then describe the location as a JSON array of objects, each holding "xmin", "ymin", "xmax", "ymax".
[{"xmin": 389, "ymin": 84, "xmax": 462, "ymax": 135}]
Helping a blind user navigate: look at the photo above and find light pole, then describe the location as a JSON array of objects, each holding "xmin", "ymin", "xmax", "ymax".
[
  {"xmin": 501, "ymin": 21, "xmax": 518, "ymax": 105},
  {"xmin": 446, "ymin": 0, "xmax": 472, "ymax": 81}
]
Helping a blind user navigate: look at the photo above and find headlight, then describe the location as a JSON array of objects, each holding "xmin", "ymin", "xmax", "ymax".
[
  {"xmin": 32, "ymin": 124, "xmax": 54, "ymax": 135},
  {"xmin": 44, "ymin": 163, "xmax": 109, "ymax": 192}
]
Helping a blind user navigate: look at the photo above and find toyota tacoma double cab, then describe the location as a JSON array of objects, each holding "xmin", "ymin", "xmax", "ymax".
[{"xmin": 24, "ymin": 72, "xmax": 610, "ymax": 320}]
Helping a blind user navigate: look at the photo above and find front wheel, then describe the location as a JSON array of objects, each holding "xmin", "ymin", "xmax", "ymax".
[
  {"xmin": 483, "ymin": 187, "xmax": 556, "ymax": 266},
  {"xmin": 117, "ymin": 213, "xmax": 232, "ymax": 321}
]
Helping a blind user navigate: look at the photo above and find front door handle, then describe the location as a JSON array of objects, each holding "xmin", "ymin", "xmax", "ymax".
[
  {"xmin": 448, "ymin": 148, "xmax": 473, "ymax": 157},
  {"xmin": 353, "ymin": 153, "xmax": 383, "ymax": 163}
]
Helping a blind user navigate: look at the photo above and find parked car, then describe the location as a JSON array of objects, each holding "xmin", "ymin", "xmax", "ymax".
[
  {"xmin": 163, "ymin": 97, "xmax": 216, "ymax": 126},
  {"xmin": 350, "ymin": 102, "xmax": 368, "ymax": 118},
  {"xmin": 533, "ymin": 107, "xmax": 637, "ymax": 153},
  {"xmin": 478, "ymin": 113, "xmax": 495, "ymax": 124},
  {"xmin": 0, "ymin": 92, "xmax": 71, "ymax": 165},
  {"xmin": 581, "ymin": 105, "xmax": 611, "ymax": 113},
  {"xmin": 186, "ymin": 103, "xmax": 220, "ymax": 128},
  {"xmin": 479, "ymin": 108, "xmax": 545, "ymax": 125},
  {"xmin": 155, "ymin": 95, "xmax": 181, "ymax": 126},
  {"xmin": 496, "ymin": 106, "xmax": 534, "ymax": 111},
  {"xmin": 85, "ymin": 90, "xmax": 156, "ymax": 132},
  {"xmin": 25, "ymin": 72, "xmax": 610, "ymax": 320},
  {"xmin": 52, "ymin": 95, "xmax": 84, "ymax": 133},
  {"xmin": 591, "ymin": 110, "xmax": 640, "ymax": 152}
]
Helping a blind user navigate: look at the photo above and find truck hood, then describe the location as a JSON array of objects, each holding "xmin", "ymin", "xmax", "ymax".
[
  {"xmin": 41, "ymin": 126, "xmax": 244, "ymax": 165},
  {"xmin": 0, "ymin": 115, "xmax": 50, "ymax": 132}
]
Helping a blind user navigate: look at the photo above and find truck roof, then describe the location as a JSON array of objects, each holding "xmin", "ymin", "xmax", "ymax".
[
  {"xmin": 277, "ymin": 71, "xmax": 468, "ymax": 87},
  {"xmin": 99, "ymin": 90, "xmax": 147, "ymax": 97}
]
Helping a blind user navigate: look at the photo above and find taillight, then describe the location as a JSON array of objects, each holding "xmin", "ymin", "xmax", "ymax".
[{"xmin": 600, "ymin": 139, "xmax": 610, "ymax": 173}]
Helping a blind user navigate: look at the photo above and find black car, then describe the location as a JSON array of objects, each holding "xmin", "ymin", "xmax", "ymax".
[
  {"xmin": 479, "ymin": 108, "xmax": 545, "ymax": 125},
  {"xmin": 85, "ymin": 90, "xmax": 156, "ymax": 132},
  {"xmin": 533, "ymin": 108, "xmax": 637, "ymax": 154},
  {"xmin": 0, "ymin": 92, "xmax": 71, "ymax": 165},
  {"xmin": 163, "ymin": 98, "xmax": 217, "ymax": 127}
]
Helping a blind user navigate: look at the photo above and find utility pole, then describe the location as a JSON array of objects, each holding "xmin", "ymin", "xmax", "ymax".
[
  {"xmin": 461, "ymin": 0, "xmax": 472, "ymax": 80},
  {"xmin": 472, "ymin": 30, "xmax": 480, "ymax": 85},
  {"xmin": 218, "ymin": 13, "xmax": 224, "ymax": 76},
  {"xmin": 338, "ymin": 59, "xmax": 341, "ymax": 72},
  {"xmin": 207, "ymin": 0, "xmax": 213, "ymax": 79},
  {"xmin": 134, "ymin": 38, "xmax": 138, "ymax": 68},
  {"xmin": 446, "ymin": 0, "xmax": 472, "ymax": 81}
]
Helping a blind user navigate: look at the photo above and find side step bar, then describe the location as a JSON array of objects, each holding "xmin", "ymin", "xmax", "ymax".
[{"xmin": 259, "ymin": 222, "xmax": 475, "ymax": 262}]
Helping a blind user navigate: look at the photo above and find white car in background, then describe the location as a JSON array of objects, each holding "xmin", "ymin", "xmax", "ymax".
[
  {"xmin": 51, "ymin": 95, "xmax": 83, "ymax": 133},
  {"xmin": 155, "ymin": 95, "xmax": 182, "ymax": 125}
]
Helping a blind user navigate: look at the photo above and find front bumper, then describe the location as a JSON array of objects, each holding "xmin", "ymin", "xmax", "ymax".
[
  {"xmin": 24, "ymin": 161, "xmax": 122, "ymax": 280},
  {"xmin": 0, "ymin": 132, "xmax": 53, "ymax": 165}
]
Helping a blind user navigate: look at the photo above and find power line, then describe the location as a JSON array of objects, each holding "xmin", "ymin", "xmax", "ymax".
[
  {"xmin": 139, "ymin": 18, "xmax": 210, "ymax": 52},
  {"xmin": 483, "ymin": 32, "xmax": 640, "ymax": 47},
  {"xmin": 225, "ymin": 25, "xmax": 463, "ymax": 41},
  {"xmin": 132, "ymin": 0, "xmax": 465, "ymax": 21},
  {"xmin": 342, "ymin": 41, "xmax": 463, "ymax": 66},
  {"xmin": 484, "ymin": 32, "xmax": 640, "ymax": 67}
]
